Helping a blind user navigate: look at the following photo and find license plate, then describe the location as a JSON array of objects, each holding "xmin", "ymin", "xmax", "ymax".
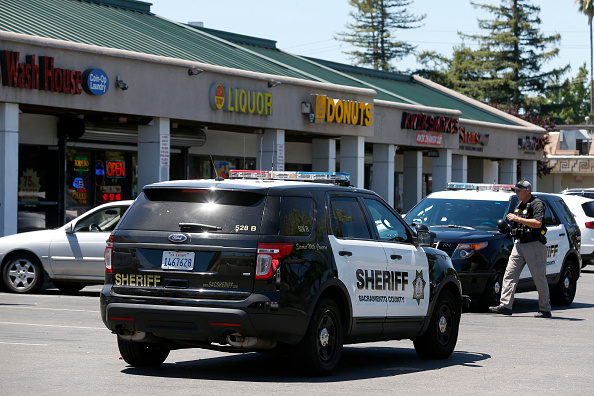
[{"xmin": 161, "ymin": 251, "xmax": 195, "ymax": 270}]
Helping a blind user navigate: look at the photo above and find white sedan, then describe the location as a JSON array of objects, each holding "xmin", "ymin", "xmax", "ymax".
[
  {"xmin": 0, "ymin": 201, "xmax": 133, "ymax": 293},
  {"xmin": 557, "ymin": 194, "xmax": 594, "ymax": 268}
]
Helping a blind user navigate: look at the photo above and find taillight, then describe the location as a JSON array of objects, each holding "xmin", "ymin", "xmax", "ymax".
[
  {"xmin": 104, "ymin": 236, "xmax": 113, "ymax": 273},
  {"xmin": 585, "ymin": 222, "xmax": 594, "ymax": 229},
  {"xmin": 256, "ymin": 243, "xmax": 293, "ymax": 279}
]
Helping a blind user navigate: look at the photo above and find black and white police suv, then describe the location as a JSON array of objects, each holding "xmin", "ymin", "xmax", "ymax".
[
  {"xmin": 100, "ymin": 170, "xmax": 467, "ymax": 376},
  {"xmin": 405, "ymin": 183, "xmax": 582, "ymax": 309}
]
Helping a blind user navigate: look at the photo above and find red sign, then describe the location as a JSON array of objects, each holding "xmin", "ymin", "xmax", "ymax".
[
  {"xmin": 0, "ymin": 51, "xmax": 83, "ymax": 94},
  {"xmin": 402, "ymin": 111, "xmax": 459, "ymax": 134},
  {"xmin": 416, "ymin": 132, "xmax": 443, "ymax": 146},
  {"xmin": 103, "ymin": 193, "xmax": 122, "ymax": 202},
  {"xmin": 106, "ymin": 160, "xmax": 125, "ymax": 178}
]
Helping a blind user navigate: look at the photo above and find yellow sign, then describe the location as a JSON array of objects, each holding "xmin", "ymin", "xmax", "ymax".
[
  {"xmin": 310, "ymin": 94, "xmax": 372, "ymax": 126},
  {"xmin": 209, "ymin": 83, "xmax": 273, "ymax": 116}
]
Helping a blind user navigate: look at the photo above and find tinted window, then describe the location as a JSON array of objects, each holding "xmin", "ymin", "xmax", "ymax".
[
  {"xmin": 551, "ymin": 198, "xmax": 574, "ymax": 226},
  {"xmin": 364, "ymin": 198, "xmax": 411, "ymax": 243},
  {"xmin": 543, "ymin": 201, "xmax": 559, "ymax": 226},
  {"xmin": 261, "ymin": 196, "xmax": 314, "ymax": 236},
  {"xmin": 330, "ymin": 197, "xmax": 371, "ymax": 239},
  {"xmin": 406, "ymin": 198, "xmax": 508, "ymax": 231},
  {"xmin": 582, "ymin": 202, "xmax": 594, "ymax": 217},
  {"xmin": 118, "ymin": 189, "xmax": 266, "ymax": 233}
]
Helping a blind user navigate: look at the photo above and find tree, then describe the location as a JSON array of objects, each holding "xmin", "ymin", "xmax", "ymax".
[
  {"xmin": 336, "ymin": 0, "xmax": 425, "ymax": 71},
  {"xmin": 417, "ymin": 1, "xmax": 569, "ymax": 113},
  {"xmin": 542, "ymin": 64, "xmax": 591, "ymax": 125},
  {"xmin": 575, "ymin": 0, "xmax": 594, "ymax": 117},
  {"xmin": 493, "ymin": 102, "xmax": 555, "ymax": 178}
]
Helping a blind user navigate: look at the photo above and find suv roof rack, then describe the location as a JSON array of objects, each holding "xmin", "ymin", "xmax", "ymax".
[
  {"xmin": 447, "ymin": 182, "xmax": 515, "ymax": 192},
  {"xmin": 229, "ymin": 170, "xmax": 350, "ymax": 185}
]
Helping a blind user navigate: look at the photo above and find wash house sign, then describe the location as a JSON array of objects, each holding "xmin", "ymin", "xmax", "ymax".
[{"xmin": 0, "ymin": 50, "xmax": 108, "ymax": 95}]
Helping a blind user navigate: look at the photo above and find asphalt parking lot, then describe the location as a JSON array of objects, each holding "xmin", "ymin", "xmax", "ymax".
[{"xmin": 1, "ymin": 269, "xmax": 594, "ymax": 395}]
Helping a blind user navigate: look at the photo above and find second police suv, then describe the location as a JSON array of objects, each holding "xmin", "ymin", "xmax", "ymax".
[
  {"xmin": 100, "ymin": 170, "xmax": 468, "ymax": 376},
  {"xmin": 405, "ymin": 183, "xmax": 581, "ymax": 309}
]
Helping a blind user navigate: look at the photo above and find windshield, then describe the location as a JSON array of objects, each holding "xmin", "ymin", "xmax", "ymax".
[{"xmin": 405, "ymin": 198, "xmax": 509, "ymax": 231}]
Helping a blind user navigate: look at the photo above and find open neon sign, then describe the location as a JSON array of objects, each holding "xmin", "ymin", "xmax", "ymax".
[{"xmin": 106, "ymin": 160, "xmax": 125, "ymax": 178}]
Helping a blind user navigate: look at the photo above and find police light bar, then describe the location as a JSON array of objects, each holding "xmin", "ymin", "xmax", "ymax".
[
  {"xmin": 447, "ymin": 182, "xmax": 514, "ymax": 191},
  {"xmin": 229, "ymin": 170, "xmax": 350, "ymax": 182}
]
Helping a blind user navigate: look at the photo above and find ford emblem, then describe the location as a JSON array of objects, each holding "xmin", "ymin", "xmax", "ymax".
[{"xmin": 168, "ymin": 234, "xmax": 188, "ymax": 243}]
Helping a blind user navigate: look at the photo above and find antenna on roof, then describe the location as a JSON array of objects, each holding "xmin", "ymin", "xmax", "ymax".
[
  {"xmin": 271, "ymin": 140, "xmax": 275, "ymax": 172},
  {"xmin": 210, "ymin": 155, "xmax": 224, "ymax": 181}
]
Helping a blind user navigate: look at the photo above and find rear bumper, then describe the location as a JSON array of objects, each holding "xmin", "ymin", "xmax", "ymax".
[{"xmin": 100, "ymin": 291, "xmax": 309, "ymax": 345}]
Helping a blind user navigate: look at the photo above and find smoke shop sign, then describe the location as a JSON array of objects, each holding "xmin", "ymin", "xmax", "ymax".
[
  {"xmin": 0, "ymin": 50, "xmax": 108, "ymax": 95},
  {"xmin": 401, "ymin": 111, "xmax": 459, "ymax": 134}
]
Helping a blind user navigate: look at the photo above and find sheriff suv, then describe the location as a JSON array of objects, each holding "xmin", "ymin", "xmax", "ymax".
[
  {"xmin": 405, "ymin": 183, "xmax": 581, "ymax": 309},
  {"xmin": 100, "ymin": 170, "xmax": 466, "ymax": 376}
]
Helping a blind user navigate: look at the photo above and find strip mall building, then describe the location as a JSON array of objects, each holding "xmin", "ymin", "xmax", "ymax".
[{"xmin": 0, "ymin": 0, "xmax": 547, "ymax": 236}]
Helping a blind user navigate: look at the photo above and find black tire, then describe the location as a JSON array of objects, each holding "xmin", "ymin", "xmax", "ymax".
[
  {"xmin": 53, "ymin": 281, "xmax": 86, "ymax": 294},
  {"xmin": 117, "ymin": 338, "xmax": 170, "ymax": 367},
  {"xmin": 2, "ymin": 253, "xmax": 44, "ymax": 293},
  {"xmin": 297, "ymin": 298, "xmax": 343, "ymax": 376},
  {"xmin": 414, "ymin": 289, "xmax": 460, "ymax": 359},
  {"xmin": 550, "ymin": 260, "xmax": 578, "ymax": 306},
  {"xmin": 480, "ymin": 265, "xmax": 505, "ymax": 309}
]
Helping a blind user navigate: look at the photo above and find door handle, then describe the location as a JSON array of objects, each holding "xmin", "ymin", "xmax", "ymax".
[
  {"xmin": 339, "ymin": 250, "xmax": 352, "ymax": 257},
  {"xmin": 390, "ymin": 254, "xmax": 402, "ymax": 260},
  {"xmin": 559, "ymin": 233, "xmax": 565, "ymax": 236}
]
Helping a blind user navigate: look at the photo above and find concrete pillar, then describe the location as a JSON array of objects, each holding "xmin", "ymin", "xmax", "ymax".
[
  {"xmin": 372, "ymin": 144, "xmax": 395, "ymax": 206},
  {"xmin": 552, "ymin": 174, "xmax": 562, "ymax": 193},
  {"xmin": 257, "ymin": 129, "xmax": 285, "ymax": 171},
  {"xmin": 483, "ymin": 160, "xmax": 499, "ymax": 184},
  {"xmin": 452, "ymin": 154, "xmax": 467, "ymax": 183},
  {"xmin": 403, "ymin": 151, "xmax": 423, "ymax": 212},
  {"xmin": 521, "ymin": 160, "xmax": 538, "ymax": 191},
  {"xmin": 0, "ymin": 103, "xmax": 19, "ymax": 237},
  {"xmin": 500, "ymin": 159, "xmax": 517, "ymax": 184},
  {"xmin": 340, "ymin": 136, "xmax": 365, "ymax": 188},
  {"xmin": 432, "ymin": 148, "xmax": 452, "ymax": 192},
  {"xmin": 138, "ymin": 117, "xmax": 170, "ymax": 190},
  {"xmin": 312, "ymin": 138, "xmax": 336, "ymax": 172}
]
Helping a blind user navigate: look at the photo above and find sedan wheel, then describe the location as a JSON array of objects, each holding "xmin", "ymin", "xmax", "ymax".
[{"xmin": 2, "ymin": 253, "xmax": 44, "ymax": 293}]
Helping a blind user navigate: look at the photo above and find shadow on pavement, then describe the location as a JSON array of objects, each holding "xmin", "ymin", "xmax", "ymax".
[{"xmin": 121, "ymin": 346, "xmax": 490, "ymax": 382}]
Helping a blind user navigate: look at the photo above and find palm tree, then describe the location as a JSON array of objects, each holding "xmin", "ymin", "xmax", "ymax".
[{"xmin": 576, "ymin": 0, "xmax": 594, "ymax": 118}]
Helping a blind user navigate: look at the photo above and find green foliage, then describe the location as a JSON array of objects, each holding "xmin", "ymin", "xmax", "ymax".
[
  {"xmin": 336, "ymin": 0, "xmax": 425, "ymax": 71},
  {"xmin": 575, "ymin": 0, "xmax": 594, "ymax": 116},
  {"xmin": 416, "ymin": 0, "xmax": 569, "ymax": 114},
  {"xmin": 541, "ymin": 64, "xmax": 591, "ymax": 124}
]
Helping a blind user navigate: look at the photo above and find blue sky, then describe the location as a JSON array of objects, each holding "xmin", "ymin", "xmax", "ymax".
[{"xmin": 149, "ymin": 0, "xmax": 590, "ymax": 77}]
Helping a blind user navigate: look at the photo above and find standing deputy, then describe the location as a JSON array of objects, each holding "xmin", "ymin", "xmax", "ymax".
[{"xmin": 489, "ymin": 180, "xmax": 552, "ymax": 318}]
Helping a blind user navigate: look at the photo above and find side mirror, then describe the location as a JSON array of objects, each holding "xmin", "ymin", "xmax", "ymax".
[
  {"xmin": 65, "ymin": 222, "xmax": 75, "ymax": 234},
  {"xmin": 497, "ymin": 219, "xmax": 509, "ymax": 233},
  {"xmin": 415, "ymin": 224, "xmax": 434, "ymax": 247}
]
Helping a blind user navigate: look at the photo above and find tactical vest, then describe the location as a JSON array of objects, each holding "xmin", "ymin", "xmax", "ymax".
[{"xmin": 511, "ymin": 197, "xmax": 547, "ymax": 244}]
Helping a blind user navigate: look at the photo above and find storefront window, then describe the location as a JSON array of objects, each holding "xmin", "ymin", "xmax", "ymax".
[
  {"xmin": 17, "ymin": 145, "xmax": 59, "ymax": 232},
  {"xmin": 66, "ymin": 148, "xmax": 136, "ymax": 222},
  {"xmin": 188, "ymin": 155, "xmax": 255, "ymax": 179},
  {"xmin": 67, "ymin": 148, "xmax": 92, "ymax": 219},
  {"xmin": 95, "ymin": 150, "xmax": 133, "ymax": 205}
]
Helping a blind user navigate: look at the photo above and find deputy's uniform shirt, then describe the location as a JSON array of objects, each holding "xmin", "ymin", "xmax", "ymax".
[{"xmin": 511, "ymin": 196, "xmax": 546, "ymax": 243}]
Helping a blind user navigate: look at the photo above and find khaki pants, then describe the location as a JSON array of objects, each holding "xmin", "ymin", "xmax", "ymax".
[{"xmin": 500, "ymin": 240, "xmax": 551, "ymax": 312}]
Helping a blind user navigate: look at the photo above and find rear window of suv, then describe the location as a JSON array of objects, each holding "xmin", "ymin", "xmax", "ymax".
[
  {"xmin": 118, "ymin": 188, "xmax": 267, "ymax": 233},
  {"xmin": 582, "ymin": 201, "xmax": 594, "ymax": 217},
  {"xmin": 117, "ymin": 189, "xmax": 315, "ymax": 236}
]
